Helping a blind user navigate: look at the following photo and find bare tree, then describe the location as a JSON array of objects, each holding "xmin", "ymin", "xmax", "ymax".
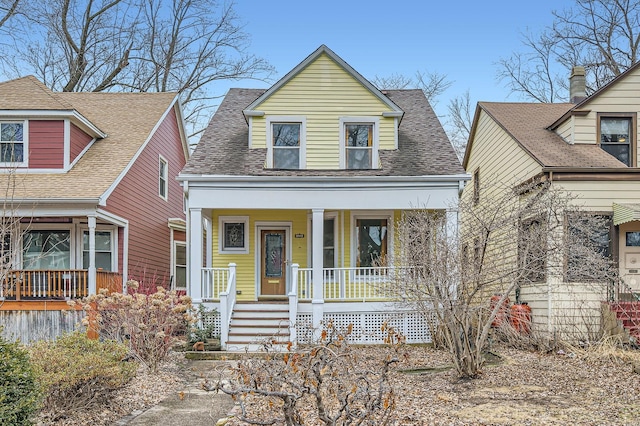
[
  {"xmin": 0, "ymin": 0, "xmax": 274, "ymax": 141},
  {"xmin": 394, "ymin": 178, "xmax": 617, "ymax": 378},
  {"xmin": 498, "ymin": 0, "xmax": 640, "ymax": 102},
  {"xmin": 446, "ymin": 90, "xmax": 473, "ymax": 160},
  {"xmin": 0, "ymin": 0, "xmax": 21, "ymax": 29},
  {"xmin": 372, "ymin": 70, "xmax": 452, "ymax": 105}
]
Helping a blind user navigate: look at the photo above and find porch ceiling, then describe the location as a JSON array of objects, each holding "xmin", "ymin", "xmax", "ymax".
[{"xmin": 613, "ymin": 203, "xmax": 640, "ymax": 225}]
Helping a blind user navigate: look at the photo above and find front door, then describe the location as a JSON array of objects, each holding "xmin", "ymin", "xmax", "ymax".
[
  {"xmin": 260, "ymin": 229, "xmax": 287, "ymax": 296},
  {"xmin": 619, "ymin": 222, "xmax": 640, "ymax": 292}
]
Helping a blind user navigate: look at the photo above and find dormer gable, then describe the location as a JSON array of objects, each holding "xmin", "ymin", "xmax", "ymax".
[
  {"xmin": 242, "ymin": 45, "xmax": 404, "ymax": 170},
  {"xmin": 0, "ymin": 76, "xmax": 105, "ymax": 171},
  {"xmin": 547, "ymin": 63, "xmax": 640, "ymax": 167}
]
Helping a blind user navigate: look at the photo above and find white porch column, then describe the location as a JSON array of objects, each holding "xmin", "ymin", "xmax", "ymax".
[
  {"xmin": 205, "ymin": 216, "xmax": 213, "ymax": 268},
  {"xmin": 312, "ymin": 208, "xmax": 325, "ymax": 332},
  {"xmin": 87, "ymin": 215, "xmax": 97, "ymax": 295},
  {"xmin": 188, "ymin": 208, "xmax": 204, "ymax": 303}
]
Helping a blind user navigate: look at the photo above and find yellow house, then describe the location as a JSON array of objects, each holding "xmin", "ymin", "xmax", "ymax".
[
  {"xmin": 463, "ymin": 65, "xmax": 640, "ymax": 342},
  {"xmin": 179, "ymin": 45, "xmax": 467, "ymax": 350}
]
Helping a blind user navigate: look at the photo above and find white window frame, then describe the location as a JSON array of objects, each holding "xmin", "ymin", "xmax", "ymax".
[
  {"xmin": 266, "ymin": 116, "xmax": 306, "ymax": 169},
  {"xmin": 219, "ymin": 216, "xmax": 249, "ymax": 254},
  {"xmin": 159, "ymin": 155, "xmax": 168, "ymax": 200},
  {"xmin": 339, "ymin": 117, "xmax": 379, "ymax": 169},
  {"xmin": 0, "ymin": 120, "xmax": 28, "ymax": 167},
  {"xmin": 350, "ymin": 211, "xmax": 393, "ymax": 268},
  {"xmin": 78, "ymin": 226, "xmax": 117, "ymax": 272},
  {"xmin": 173, "ymin": 240, "xmax": 187, "ymax": 290}
]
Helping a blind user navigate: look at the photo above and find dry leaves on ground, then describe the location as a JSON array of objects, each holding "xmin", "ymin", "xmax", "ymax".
[{"xmin": 226, "ymin": 345, "xmax": 640, "ymax": 426}]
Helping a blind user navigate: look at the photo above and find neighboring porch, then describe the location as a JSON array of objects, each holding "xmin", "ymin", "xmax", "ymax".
[{"xmin": 0, "ymin": 269, "xmax": 122, "ymax": 302}]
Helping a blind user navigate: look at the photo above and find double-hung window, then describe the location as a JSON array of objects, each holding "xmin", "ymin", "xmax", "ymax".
[
  {"xmin": 0, "ymin": 122, "xmax": 26, "ymax": 165},
  {"xmin": 340, "ymin": 118, "xmax": 378, "ymax": 169},
  {"xmin": 599, "ymin": 115, "xmax": 634, "ymax": 166},
  {"xmin": 267, "ymin": 117, "xmax": 305, "ymax": 169}
]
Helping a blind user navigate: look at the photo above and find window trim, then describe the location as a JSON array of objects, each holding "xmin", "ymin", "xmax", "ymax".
[
  {"xmin": 78, "ymin": 226, "xmax": 117, "ymax": 272},
  {"xmin": 218, "ymin": 216, "xmax": 249, "ymax": 254},
  {"xmin": 350, "ymin": 211, "xmax": 393, "ymax": 268},
  {"xmin": 173, "ymin": 240, "xmax": 187, "ymax": 290},
  {"xmin": 597, "ymin": 112, "xmax": 636, "ymax": 167},
  {"xmin": 266, "ymin": 116, "xmax": 306, "ymax": 169},
  {"xmin": 340, "ymin": 117, "xmax": 379, "ymax": 169},
  {"xmin": 0, "ymin": 120, "xmax": 28, "ymax": 167},
  {"xmin": 159, "ymin": 155, "xmax": 168, "ymax": 200}
]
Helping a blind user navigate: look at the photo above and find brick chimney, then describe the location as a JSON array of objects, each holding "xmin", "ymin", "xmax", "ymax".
[{"xmin": 570, "ymin": 66, "xmax": 586, "ymax": 103}]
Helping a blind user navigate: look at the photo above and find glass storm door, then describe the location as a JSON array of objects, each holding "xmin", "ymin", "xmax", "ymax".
[{"xmin": 260, "ymin": 229, "xmax": 287, "ymax": 296}]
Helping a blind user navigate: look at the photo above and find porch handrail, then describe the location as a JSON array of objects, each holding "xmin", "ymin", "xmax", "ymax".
[
  {"xmin": 297, "ymin": 266, "xmax": 412, "ymax": 302},
  {"xmin": 219, "ymin": 263, "xmax": 236, "ymax": 349},
  {"xmin": 201, "ymin": 267, "xmax": 229, "ymax": 300},
  {"xmin": 288, "ymin": 263, "xmax": 299, "ymax": 345}
]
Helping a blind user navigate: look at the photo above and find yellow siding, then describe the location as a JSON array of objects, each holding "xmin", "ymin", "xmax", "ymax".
[
  {"xmin": 464, "ymin": 110, "xmax": 542, "ymax": 195},
  {"xmin": 555, "ymin": 116, "xmax": 574, "ymax": 143},
  {"xmin": 250, "ymin": 53, "xmax": 397, "ymax": 169},
  {"xmin": 558, "ymin": 181, "xmax": 640, "ymax": 210},
  {"xmin": 211, "ymin": 209, "xmax": 308, "ymax": 300}
]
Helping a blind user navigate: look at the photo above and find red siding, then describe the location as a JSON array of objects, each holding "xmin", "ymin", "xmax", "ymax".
[
  {"xmin": 70, "ymin": 123, "xmax": 93, "ymax": 163},
  {"xmin": 104, "ymin": 107, "xmax": 186, "ymax": 288},
  {"xmin": 29, "ymin": 120, "xmax": 64, "ymax": 169}
]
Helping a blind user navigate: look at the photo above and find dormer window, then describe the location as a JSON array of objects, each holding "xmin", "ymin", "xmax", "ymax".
[
  {"xmin": 266, "ymin": 116, "xmax": 306, "ymax": 169},
  {"xmin": 340, "ymin": 117, "xmax": 379, "ymax": 169},
  {"xmin": 0, "ymin": 122, "xmax": 26, "ymax": 165},
  {"xmin": 599, "ymin": 115, "xmax": 634, "ymax": 166}
]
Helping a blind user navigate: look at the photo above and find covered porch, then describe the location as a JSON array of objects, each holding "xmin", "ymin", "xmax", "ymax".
[{"xmin": 183, "ymin": 175, "xmax": 467, "ymax": 348}]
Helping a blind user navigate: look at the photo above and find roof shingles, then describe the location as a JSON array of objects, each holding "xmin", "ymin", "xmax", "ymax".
[
  {"xmin": 479, "ymin": 102, "xmax": 627, "ymax": 169},
  {"xmin": 183, "ymin": 88, "xmax": 464, "ymax": 176},
  {"xmin": 0, "ymin": 77, "xmax": 178, "ymax": 200}
]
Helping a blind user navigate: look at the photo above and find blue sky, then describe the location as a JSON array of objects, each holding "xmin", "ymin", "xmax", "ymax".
[{"xmin": 225, "ymin": 0, "xmax": 575, "ymax": 120}]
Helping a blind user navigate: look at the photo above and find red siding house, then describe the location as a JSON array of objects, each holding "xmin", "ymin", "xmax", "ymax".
[{"xmin": 0, "ymin": 76, "xmax": 189, "ymax": 341}]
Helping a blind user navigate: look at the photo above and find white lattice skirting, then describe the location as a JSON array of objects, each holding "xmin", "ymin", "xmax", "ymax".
[{"xmin": 296, "ymin": 309, "xmax": 436, "ymax": 345}]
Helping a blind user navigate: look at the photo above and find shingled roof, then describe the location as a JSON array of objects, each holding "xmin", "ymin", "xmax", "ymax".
[
  {"xmin": 465, "ymin": 102, "xmax": 628, "ymax": 169},
  {"xmin": 183, "ymin": 88, "xmax": 464, "ymax": 177},
  {"xmin": 0, "ymin": 76, "xmax": 180, "ymax": 201}
]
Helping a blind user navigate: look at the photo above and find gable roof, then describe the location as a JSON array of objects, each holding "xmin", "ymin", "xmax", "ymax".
[
  {"xmin": 183, "ymin": 88, "xmax": 464, "ymax": 177},
  {"xmin": 0, "ymin": 77, "xmax": 184, "ymax": 202},
  {"xmin": 243, "ymin": 45, "xmax": 403, "ymax": 117},
  {"xmin": 464, "ymin": 102, "xmax": 628, "ymax": 170}
]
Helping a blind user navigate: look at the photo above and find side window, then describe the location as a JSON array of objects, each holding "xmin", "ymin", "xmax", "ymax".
[
  {"xmin": 173, "ymin": 242, "xmax": 187, "ymax": 290},
  {"xmin": 473, "ymin": 169, "xmax": 480, "ymax": 205},
  {"xmin": 159, "ymin": 156, "xmax": 168, "ymax": 200},
  {"xmin": 599, "ymin": 115, "xmax": 633, "ymax": 166}
]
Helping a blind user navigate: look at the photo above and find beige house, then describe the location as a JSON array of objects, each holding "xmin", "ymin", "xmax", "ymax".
[{"xmin": 463, "ymin": 65, "xmax": 640, "ymax": 342}]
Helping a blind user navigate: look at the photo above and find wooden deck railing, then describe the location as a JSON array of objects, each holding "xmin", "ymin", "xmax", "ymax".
[{"xmin": 0, "ymin": 270, "xmax": 123, "ymax": 300}]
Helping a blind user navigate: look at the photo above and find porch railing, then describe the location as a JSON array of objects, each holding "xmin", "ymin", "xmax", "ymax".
[
  {"xmin": 218, "ymin": 263, "xmax": 237, "ymax": 348},
  {"xmin": 0, "ymin": 269, "xmax": 123, "ymax": 300},
  {"xmin": 201, "ymin": 267, "xmax": 230, "ymax": 300},
  {"xmin": 297, "ymin": 266, "xmax": 413, "ymax": 302}
]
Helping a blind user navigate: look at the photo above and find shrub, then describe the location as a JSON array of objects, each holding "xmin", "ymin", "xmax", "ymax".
[
  {"xmin": 29, "ymin": 331, "xmax": 136, "ymax": 421},
  {"xmin": 72, "ymin": 280, "xmax": 194, "ymax": 371},
  {"xmin": 0, "ymin": 332, "xmax": 41, "ymax": 425}
]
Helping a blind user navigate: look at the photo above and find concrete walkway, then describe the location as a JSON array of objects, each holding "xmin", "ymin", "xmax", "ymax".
[{"xmin": 116, "ymin": 359, "xmax": 238, "ymax": 426}]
